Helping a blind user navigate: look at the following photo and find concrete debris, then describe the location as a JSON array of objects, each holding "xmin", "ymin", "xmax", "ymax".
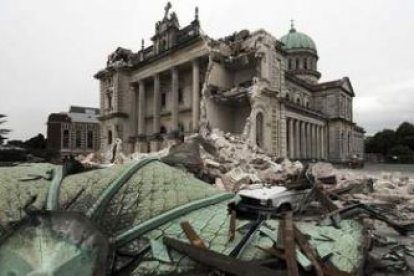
[
  {"xmin": 309, "ymin": 162, "xmax": 336, "ymax": 184},
  {"xmin": 75, "ymin": 128, "xmax": 414, "ymax": 275},
  {"xmin": 192, "ymin": 128, "xmax": 304, "ymax": 191}
]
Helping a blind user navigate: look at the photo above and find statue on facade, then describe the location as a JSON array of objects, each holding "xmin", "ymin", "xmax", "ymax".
[{"xmin": 163, "ymin": 2, "xmax": 172, "ymax": 20}]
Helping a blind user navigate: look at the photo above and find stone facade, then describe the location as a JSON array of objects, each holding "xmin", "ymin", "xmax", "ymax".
[
  {"xmin": 47, "ymin": 106, "xmax": 100, "ymax": 158},
  {"xmin": 95, "ymin": 4, "xmax": 364, "ymax": 162}
]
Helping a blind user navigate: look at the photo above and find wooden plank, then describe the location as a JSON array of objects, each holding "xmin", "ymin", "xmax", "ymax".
[
  {"xmin": 314, "ymin": 185, "xmax": 338, "ymax": 212},
  {"xmin": 229, "ymin": 210, "xmax": 236, "ymax": 241},
  {"xmin": 293, "ymin": 224, "xmax": 324, "ymax": 276},
  {"xmin": 282, "ymin": 211, "xmax": 299, "ymax": 276},
  {"xmin": 180, "ymin": 221, "xmax": 207, "ymax": 249}
]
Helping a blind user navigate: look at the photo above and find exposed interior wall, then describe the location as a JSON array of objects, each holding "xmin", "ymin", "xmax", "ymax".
[
  {"xmin": 208, "ymin": 62, "xmax": 233, "ymax": 89},
  {"xmin": 234, "ymin": 67, "xmax": 255, "ymax": 86},
  {"xmin": 206, "ymin": 100, "xmax": 251, "ymax": 134}
]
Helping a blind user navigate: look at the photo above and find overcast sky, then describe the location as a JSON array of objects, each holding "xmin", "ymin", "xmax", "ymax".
[{"xmin": 1, "ymin": 0, "xmax": 413, "ymax": 140}]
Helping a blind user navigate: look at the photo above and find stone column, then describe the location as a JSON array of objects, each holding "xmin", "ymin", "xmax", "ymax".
[
  {"xmin": 320, "ymin": 126, "xmax": 324, "ymax": 159},
  {"xmin": 321, "ymin": 126, "xmax": 325, "ymax": 160},
  {"xmin": 130, "ymin": 84, "xmax": 138, "ymax": 152},
  {"xmin": 171, "ymin": 66, "xmax": 179, "ymax": 132},
  {"xmin": 137, "ymin": 80, "xmax": 147, "ymax": 152},
  {"xmin": 289, "ymin": 118, "xmax": 295, "ymax": 159},
  {"xmin": 192, "ymin": 59, "xmax": 200, "ymax": 132},
  {"xmin": 316, "ymin": 125, "xmax": 320, "ymax": 159},
  {"xmin": 308, "ymin": 124, "xmax": 313, "ymax": 159},
  {"xmin": 295, "ymin": 120, "xmax": 301, "ymax": 159},
  {"xmin": 151, "ymin": 74, "xmax": 161, "ymax": 152},
  {"xmin": 306, "ymin": 123, "xmax": 311, "ymax": 159},
  {"xmin": 312, "ymin": 124, "xmax": 316, "ymax": 159},
  {"xmin": 301, "ymin": 121, "xmax": 307, "ymax": 159}
]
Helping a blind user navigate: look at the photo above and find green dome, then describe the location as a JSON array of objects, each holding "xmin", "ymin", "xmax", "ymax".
[{"xmin": 280, "ymin": 25, "xmax": 317, "ymax": 51}]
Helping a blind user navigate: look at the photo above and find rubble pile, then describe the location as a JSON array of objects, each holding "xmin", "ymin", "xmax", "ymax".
[
  {"xmin": 69, "ymin": 132, "xmax": 414, "ymax": 274},
  {"xmin": 189, "ymin": 128, "xmax": 304, "ymax": 191}
]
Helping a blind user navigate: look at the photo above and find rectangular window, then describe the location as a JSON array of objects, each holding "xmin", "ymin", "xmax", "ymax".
[
  {"xmin": 107, "ymin": 93, "xmax": 113, "ymax": 111},
  {"xmin": 87, "ymin": 130, "xmax": 94, "ymax": 149},
  {"xmin": 178, "ymin": 88, "xmax": 184, "ymax": 104},
  {"xmin": 108, "ymin": 130, "xmax": 113, "ymax": 145},
  {"xmin": 62, "ymin": 130, "xmax": 69, "ymax": 148},
  {"xmin": 161, "ymin": 92, "xmax": 166, "ymax": 108},
  {"xmin": 75, "ymin": 130, "xmax": 82, "ymax": 148}
]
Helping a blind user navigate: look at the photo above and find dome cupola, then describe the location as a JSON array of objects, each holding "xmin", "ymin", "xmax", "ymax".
[
  {"xmin": 280, "ymin": 20, "xmax": 321, "ymax": 83},
  {"xmin": 280, "ymin": 22, "xmax": 317, "ymax": 52}
]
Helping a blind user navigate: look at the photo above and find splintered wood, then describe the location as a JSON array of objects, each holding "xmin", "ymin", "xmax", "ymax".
[{"xmin": 282, "ymin": 211, "xmax": 299, "ymax": 276}]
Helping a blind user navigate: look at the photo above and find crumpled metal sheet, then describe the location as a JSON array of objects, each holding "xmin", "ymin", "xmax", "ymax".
[
  {"xmin": 0, "ymin": 163, "xmax": 56, "ymax": 224},
  {"xmin": 0, "ymin": 162, "xmax": 366, "ymax": 275}
]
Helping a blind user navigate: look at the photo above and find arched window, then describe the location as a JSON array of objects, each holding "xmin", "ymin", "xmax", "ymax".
[
  {"xmin": 296, "ymin": 97, "xmax": 301, "ymax": 105},
  {"xmin": 288, "ymin": 59, "xmax": 293, "ymax": 70},
  {"xmin": 108, "ymin": 130, "xmax": 113, "ymax": 145},
  {"xmin": 303, "ymin": 58, "xmax": 308, "ymax": 70},
  {"xmin": 296, "ymin": 58, "xmax": 300, "ymax": 69},
  {"xmin": 87, "ymin": 130, "xmax": 94, "ymax": 149},
  {"xmin": 286, "ymin": 93, "xmax": 290, "ymax": 101},
  {"xmin": 256, "ymin": 112, "xmax": 264, "ymax": 148},
  {"xmin": 62, "ymin": 129, "xmax": 69, "ymax": 148}
]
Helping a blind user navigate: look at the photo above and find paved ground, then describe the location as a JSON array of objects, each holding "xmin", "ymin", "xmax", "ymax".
[{"xmin": 336, "ymin": 163, "xmax": 414, "ymax": 178}]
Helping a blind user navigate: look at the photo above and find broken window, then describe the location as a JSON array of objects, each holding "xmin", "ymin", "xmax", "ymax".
[
  {"xmin": 108, "ymin": 130, "xmax": 113, "ymax": 145},
  {"xmin": 62, "ymin": 129, "xmax": 69, "ymax": 148},
  {"xmin": 87, "ymin": 130, "xmax": 94, "ymax": 149},
  {"xmin": 256, "ymin": 112, "xmax": 264, "ymax": 148}
]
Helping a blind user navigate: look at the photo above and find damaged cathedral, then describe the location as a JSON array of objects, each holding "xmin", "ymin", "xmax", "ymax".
[{"xmin": 94, "ymin": 4, "xmax": 364, "ymax": 163}]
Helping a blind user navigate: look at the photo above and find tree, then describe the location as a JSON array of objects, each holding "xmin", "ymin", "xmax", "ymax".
[
  {"xmin": 0, "ymin": 114, "xmax": 11, "ymax": 145},
  {"xmin": 387, "ymin": 144, "xmax": 414, "ymax": 163},
  {"xmin": 24, "ymin": 133, "xmax": 47, "ymax": 149},
  {"xmin": 365, "ymin": 129, "xmax": 396, "ymax": 155},
  {"xmin": 396, "ymin": 122, "xmax": 414, "ymax": 137},
  {"xmin": 395, "ymin": 122, "xmax": 414, "ymax": 150}
]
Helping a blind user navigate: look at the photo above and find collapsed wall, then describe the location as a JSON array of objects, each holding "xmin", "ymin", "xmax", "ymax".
[{"xmin": 198, "ymin": 29, "xmax": 287, "ymax": 157}]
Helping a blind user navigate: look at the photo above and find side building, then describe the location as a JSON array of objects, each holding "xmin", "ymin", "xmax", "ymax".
[
  {"xmin": 94, "ymin": 4, "xmax": 364, "ymax": 162},
  {"xmin": 47, "ymin": 106, "xmax": 100, "ymax": 158}
]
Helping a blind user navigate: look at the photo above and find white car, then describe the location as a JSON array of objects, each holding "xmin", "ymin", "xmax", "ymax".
[{"xmin": 235, "ymin": 185, "xmax": 310, "ymax": 216}]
